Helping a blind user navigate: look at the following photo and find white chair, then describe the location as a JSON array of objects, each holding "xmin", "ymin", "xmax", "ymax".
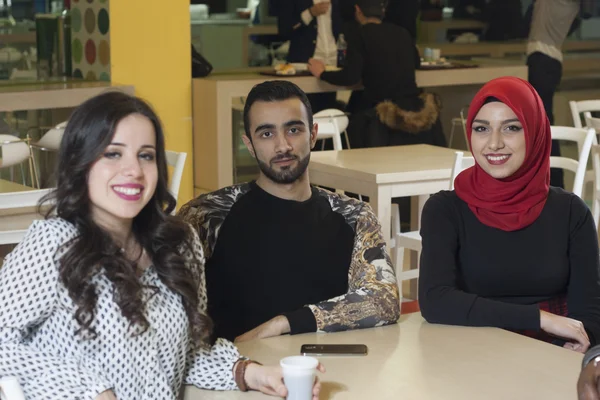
[
  {"xmin": 30, "ymin": 121, "xmax": 66, "ymax": 152},
  {"xmin": 165, "ymin": 150, "xmax": 187, "ymax": 212},
  {"xmin": 448, "ymin": 151, "xmax": 476, "ymax": 191},
  {"xmin": 549, "ymin": 126, "xmax": 596, "ymax": 198},
  {"xmin": 569, "ymin": 101, "xmax": 600, "ymax": 195},
  {"xmin": 448, "ymin": 106, "xmax": 468, "ymax": 149},
  {"xmin": 569, "ymin": 100, "xmax": 600, "ymax": 129},
  {"xmin": 313, "ymin": 109, "xmax": 350, "ymax": 151},
  {"xmin": 29, "ymin": 121, "xmax": 67, "ymax": 187},
  {"xmin": 590, "ymin": 144, "xmax": 600, "ymax": 229},
  {"xmin": 0, "ymin": 188, "xmax": 53, "ymax": 245},
  {"xmin": 391, "ymin": 151, "xmax": 474, "ymax": 307},
  {"xmin": 585, "ymin": 117, "xmax": 600, "ymax": 228},
  {"xmin": 0, "ymin": 134, "xmax": 39, "ymax": 189}
]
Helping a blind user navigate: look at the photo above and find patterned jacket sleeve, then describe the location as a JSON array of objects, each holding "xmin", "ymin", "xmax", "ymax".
[
  {"xmin": 305, "ymin": 203, "xmax": 400, "ymax": 333},
  {"xmin": 183, "ymin": 226, "xmax": 240, "ymax": 390},
  {"xmin": 0, "ymin": 221, "xmax": 113, "ymax": 400}
]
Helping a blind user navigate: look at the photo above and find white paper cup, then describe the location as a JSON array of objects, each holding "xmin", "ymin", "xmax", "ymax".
[
  {"xmin": 0, "ymin": 377, "xmax": 25, "ymax": 400},
  {"xmin": 432, "ymin": 48, "xmax": 441, "ymax": 61},
  {"xmin": 280, "ymin": 356, "xmax": 319, "ymax": 400}
]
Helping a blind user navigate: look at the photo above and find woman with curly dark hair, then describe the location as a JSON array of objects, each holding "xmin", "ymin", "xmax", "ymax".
[{"xmin": 0, "ymin": 91, "xmax": 323, "ymax": 400}]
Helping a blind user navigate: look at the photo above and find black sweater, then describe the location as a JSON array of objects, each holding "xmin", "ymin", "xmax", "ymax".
[
  {"xmin": 320, "ymin": 21, "xmax": 421, "ymax": 111},
  {"xmin": 419, "ymin": 187, "xmax": 600, "ymax": 345},
  {"xmin": 178, "ymin": 182, "xmax": 400, "ymax": 342}
]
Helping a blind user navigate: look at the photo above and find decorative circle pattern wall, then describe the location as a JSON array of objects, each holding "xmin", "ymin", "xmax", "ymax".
[{"xmin": 71, "ymin": 1, "xmax": 110, "ymax": 81}]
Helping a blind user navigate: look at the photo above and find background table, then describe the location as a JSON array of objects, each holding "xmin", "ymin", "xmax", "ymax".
[
  {"xmin": 192, "ymin": 63, "xmax": 527, "ymax": 194},
  {"xmin": 0, "ymin": 178, "xmax": 32, "ymax": 193},
  {"xmin": 308, "ymin": 145, "xmax": 459, "ymax": 247},
  {"xmin": 185, "ymin": 313, "xmax": 582, "ymax": 400}
]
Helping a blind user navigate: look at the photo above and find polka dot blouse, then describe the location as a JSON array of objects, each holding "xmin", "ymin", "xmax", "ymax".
[{"xmin": 0, "ymin": 218, "xmax": 240, "ymax": 399}]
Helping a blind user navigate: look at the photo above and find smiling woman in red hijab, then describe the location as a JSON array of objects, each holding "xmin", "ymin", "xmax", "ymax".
[
  {"xmin": 418, "ymin": 76, "xmax": 600, "ymax": 352},
  {"xmin": 454, "ymin": 76, "xmax": 551, "ymax": 231}
]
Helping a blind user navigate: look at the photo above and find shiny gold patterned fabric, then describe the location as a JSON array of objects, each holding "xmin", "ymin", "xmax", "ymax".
[{"xmin": 178, "ymin": 183, "xmax": 400, "ymax": 333}]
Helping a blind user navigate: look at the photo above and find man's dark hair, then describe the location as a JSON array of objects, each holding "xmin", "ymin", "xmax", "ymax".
[
  {"xmin": 243, "ymin": 80, "xmax": 313, "ymax": 137},
  {"xmin": 356, "ymin": 0, "xmax": 388, "ymax": 19}
]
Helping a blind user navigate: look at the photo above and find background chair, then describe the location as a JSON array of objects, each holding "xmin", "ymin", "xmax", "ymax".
[
  {"xmin": 391, "ymin": 151, "xmax": 474, "ymax": 314},
  {"xmin": 585, "ymin": 117, "xmax": 600, "ymax": 229},
  {"xmin": 569, "ymin": 100, "xmax": 600, "ymax": 129},
  {"xmin": 29, "ymin": 121, "xmax": 66, "ymax": 188},
  {"xmin": 30, "ymin": 121, "xmax": 66, "ymax": 152},
  {"xmin": 313, "ymin": 109, "xmax": 350, "ymax": 151},
  {"xmin": 567, "ymin": 103, "xmax": 600, "ymax": 198},
  {"xmin": 549, "ymin": 126, "xmax": 595, "ymax": 199},
  {"xmin": 165, "ymin": 150, "xmax": 187, "ymax": 213},
  {"xmin": 0, "ymin": 134, "xmax": 38, "ymax": 189},
  {"xmin": 448, "ymin": 105, "xmax": 468, "ymax": 149},
  {"xmin": 591, "ymin": 144, "xmax": 600, "ymax": 229}
]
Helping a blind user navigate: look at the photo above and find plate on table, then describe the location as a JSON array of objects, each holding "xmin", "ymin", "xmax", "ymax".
[
  {"xmin": 260, "ymin": 63, "xmax": 341, "ymax": 77},
  {"xmin": 419, "ymin": 61, "xmax": 479, "ymax": 70},
  {"xmin": 260, "ymin": 63, "xmax": 310, "ymax": 77}
]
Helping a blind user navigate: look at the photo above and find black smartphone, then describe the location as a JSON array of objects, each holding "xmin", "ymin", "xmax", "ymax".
[{"xmin": 300, "ymin": 344, "xmax": 368, "ymax": 356}]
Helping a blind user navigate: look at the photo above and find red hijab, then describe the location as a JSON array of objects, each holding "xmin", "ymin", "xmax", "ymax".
[{"xmin": 454, "ymin": 77, "xmax": 551, "ymax": 231}]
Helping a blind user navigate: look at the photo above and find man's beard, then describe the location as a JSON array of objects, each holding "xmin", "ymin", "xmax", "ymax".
[{"xmin": 256, "ymin": 152, "xmax": 311, "ymax": 184}]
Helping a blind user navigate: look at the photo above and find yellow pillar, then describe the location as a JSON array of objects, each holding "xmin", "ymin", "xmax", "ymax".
[{"xmin": 110, "ymin": 1, "xmax": 194, "ymax": 206}]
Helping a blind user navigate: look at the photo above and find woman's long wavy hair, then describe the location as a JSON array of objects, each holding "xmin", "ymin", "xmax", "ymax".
[{"xmin": 42, "ymin": 91, "xmax": 212, "ymax": 347}]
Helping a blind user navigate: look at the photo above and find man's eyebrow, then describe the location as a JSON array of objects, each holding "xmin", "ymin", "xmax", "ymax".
[{"xmin": 254, "ymin": 123, "xmax": 276, "ymax": 134}]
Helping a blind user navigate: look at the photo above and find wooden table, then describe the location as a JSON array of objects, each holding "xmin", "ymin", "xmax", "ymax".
[
  {"xmin": 184, "ymin": 313, "xmax": 582, "ymax": 400},
  {"xmin": 417, "ymin": 39, "xmax": 600, "ymax": 59},
  {"xmin": 192, "ymin": 63, "xmax": 527, "ymax": 194},
  {"xmin": 308, "ymin": 145, "xmax": 458, "ymax": 247},
  {"xmin": 0, "ymin": 80, "xmax": 134, "ymax": 112},
  {"xmin": 0, "ymin": 178, "xmax": 32, "ymax": 193},
  {"xmin": 417, "ymin": 18, "xmax": 487, "ymax": 43}
]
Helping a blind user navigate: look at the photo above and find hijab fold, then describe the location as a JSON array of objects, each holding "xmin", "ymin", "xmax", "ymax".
[{"xmin": 454, "ymin": 77, "xmax": 551, "ymax": 231}]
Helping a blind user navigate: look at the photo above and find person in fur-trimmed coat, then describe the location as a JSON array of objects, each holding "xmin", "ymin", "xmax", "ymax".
[{"xmin": 308, "ymin": 0, "xmax": 446, "ymax": 149}]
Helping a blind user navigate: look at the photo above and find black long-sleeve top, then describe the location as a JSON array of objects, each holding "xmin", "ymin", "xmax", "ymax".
[
  {"xmin": 419, "ymin": 188, "xmax": 600, "ymax": 345},
  {"xmin": 319, "ymin": 21, "xmax": 421, "ymax": 111}
]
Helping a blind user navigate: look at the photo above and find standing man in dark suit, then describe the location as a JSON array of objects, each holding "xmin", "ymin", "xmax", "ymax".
[{"xmin": 277, "ymin": 0, "xmax": 342, "ymax": 113}]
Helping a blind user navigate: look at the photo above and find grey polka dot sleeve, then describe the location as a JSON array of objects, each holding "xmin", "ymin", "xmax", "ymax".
[
  {"xmin": 0, "ymin": 219, "xmax": 240, "ymax": 399},
  {"xmin": 183, "ymin": 227, "xmax": 240, "ymax": 390},
  {"xmin": 0, "ymin": 220, "xmax": 113, "ymax": 399}
]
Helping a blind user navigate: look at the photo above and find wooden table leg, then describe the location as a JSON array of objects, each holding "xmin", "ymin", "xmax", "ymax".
[
  {"xmin": 370, "ymin": 185, "xmax": 392, "ymax": 249},
  {"xmin": 407, "ymin": 194, "xmax": 432, "ymax": 299}
]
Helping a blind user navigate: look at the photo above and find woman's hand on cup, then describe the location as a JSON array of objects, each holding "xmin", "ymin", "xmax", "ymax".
[
  {"xmin": 245, "ymin": 362, "xmax": 326, "ymax": 399},
  {"xmin": 94, "ymin": 390, "xmax": 117, "ymax": 400}
]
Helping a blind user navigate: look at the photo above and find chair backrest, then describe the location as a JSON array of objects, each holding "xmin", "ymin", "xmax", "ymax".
[
  {"xmin": 550, "ymin": 126, "xmax": 596, "ymax": 198},
  {"xmin": 569, "ymin": 100, "xmax": 600, "ymax": 129},
  {"xmin": 313, "ymin": 108, "xmax": 348, "ymax": 151},
  {"xmin": 0, "ymin": 135, "xmax": 30, "ymax": 168},
  {"xmin": 591, "ymin": 144, "xmax": 600, "ymax": 228},
  {"xmin": 34, "ymin": 121, "xmax": 67, "ymax": 151},
  {"xmin": 449, "ymin": 151, "xmax": 475, "ymax": 190},
  {"xmin": 459, "ymin": 106, "xmax": 469, "ymax": 150},
  {"xmin": 165, "ymin": 150, "xmax": 187, "ymax": 202},
  {"xmin": 585, "ymin": 116, "xmax": 600, "ymax": 134}
]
